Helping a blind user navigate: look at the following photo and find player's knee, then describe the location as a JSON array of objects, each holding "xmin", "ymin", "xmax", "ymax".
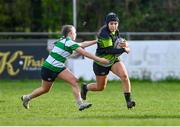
[
  {"xmin": 96, "ymin": 85, "xmax": 106, "ymax": 91},
  {"xmin": 120, "ymin": 74, "xmax": 129, "ymax": 81},
  {"xmin": 69, "ymin": 77, "xmax": 79, "ymax": 86}
]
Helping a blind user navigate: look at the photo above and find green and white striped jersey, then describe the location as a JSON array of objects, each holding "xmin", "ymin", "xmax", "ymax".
[{"xmin": 43, "ymin": 37, "xmax": 80, "ymax": 72}]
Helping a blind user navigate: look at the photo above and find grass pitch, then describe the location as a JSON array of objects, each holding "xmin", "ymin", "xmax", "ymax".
[{"xmin": 0, "ymin": 79, "xmax": 180, "ymax": 125}]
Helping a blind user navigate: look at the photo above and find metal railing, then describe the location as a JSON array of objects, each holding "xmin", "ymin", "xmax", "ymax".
[{"xmin": 0, "ymin": 32, "xmax": 180, "ymax": 40}]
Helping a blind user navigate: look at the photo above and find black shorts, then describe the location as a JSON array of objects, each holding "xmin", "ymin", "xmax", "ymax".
[
  {"xmin": 41, "ymin": 66, "xmax": 66, "ymax": 82},
  {"xmin": 93, "ymin": 59, "xmax": 120, "ymax": 76}
]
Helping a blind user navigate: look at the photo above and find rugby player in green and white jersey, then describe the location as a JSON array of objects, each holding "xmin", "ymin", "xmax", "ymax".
[{"xmin": 21, "ymin": 25, "xmax": 109, "ymax": 111}]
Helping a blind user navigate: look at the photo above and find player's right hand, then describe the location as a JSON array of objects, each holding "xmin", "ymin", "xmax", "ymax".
[{"xmin": 124, "ymin": 47, "xmax": 130, "ymax": 54}]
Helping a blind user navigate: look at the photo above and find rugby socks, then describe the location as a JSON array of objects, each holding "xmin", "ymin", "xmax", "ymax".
[
  {"xmin": 84, "ymin": 84, "xmax": 88, "ymax": 91},
  {"xmin": 77, "ymin": 100, "xmax": 83, "ymax": 106},
  {"xmin": 124, "ymin": 92, "xmax": 131, "ymax": 103}
]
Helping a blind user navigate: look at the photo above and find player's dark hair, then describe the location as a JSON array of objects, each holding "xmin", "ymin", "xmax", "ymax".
[{"xmin": 61, "ymin": 25, "xmax": 74, "ymax": 37}]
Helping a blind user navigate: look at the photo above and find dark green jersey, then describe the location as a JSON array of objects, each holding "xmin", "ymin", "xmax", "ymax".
[{"xmin": 95, "ymin": 25, "xmax": 124, "ymax": 67}]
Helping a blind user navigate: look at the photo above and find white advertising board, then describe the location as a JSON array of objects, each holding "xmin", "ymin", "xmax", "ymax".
[
  {"xmin": 48, "ymin": 39, "xmax": 180, "ymax": 81},
  {"xmin": 69, "ymin": 40, "xmax": 180, "ymax": 81}
]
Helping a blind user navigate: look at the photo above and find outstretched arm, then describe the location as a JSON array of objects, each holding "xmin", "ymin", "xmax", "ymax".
[
  {"xmin": 97, "ymin": 47, "xmax": 125, "ymax": 54},
  {"xmin": 75, "ymin": 47, "xmax": 109, "ymax": 64},
  {"xmin": 79, "ymin": 40, "xmax": 97, "ymax": 48},
  {"xmin": 96, "ymin": 46, "xmax": 130, "ymax": 54}
]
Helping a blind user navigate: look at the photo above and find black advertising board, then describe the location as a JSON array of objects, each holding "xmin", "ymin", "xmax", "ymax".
[{"xmin": 0, "ymin": 39, "xmax": 48, "ymax": 79}]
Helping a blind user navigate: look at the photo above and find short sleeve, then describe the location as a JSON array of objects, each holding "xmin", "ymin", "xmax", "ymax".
[{"xmin": 65, "ymin": 39, "xmax": 80, "ymax": 50}]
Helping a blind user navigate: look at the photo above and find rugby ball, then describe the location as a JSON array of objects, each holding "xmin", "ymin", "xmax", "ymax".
[{"xmin": 114, "ymin": 38, "xmax": 128, "ymax": 49}]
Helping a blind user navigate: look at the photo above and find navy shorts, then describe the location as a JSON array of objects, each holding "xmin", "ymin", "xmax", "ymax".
[
  {"xmin": 41, "ymin": 66, "xmax": 66, "ymax": 82},
  {"xmin": 93, "ymin": 59, "xmax": 120, "ymax": 76}
]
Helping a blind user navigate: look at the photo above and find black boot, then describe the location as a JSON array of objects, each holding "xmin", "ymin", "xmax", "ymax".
[
  {"xmin": 127, "ymin": 101, "xmax": 136, "ymax": 109},
  {"xmin": 124, "ymin": 92, "xmax": 136, "ymax": 109}
]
